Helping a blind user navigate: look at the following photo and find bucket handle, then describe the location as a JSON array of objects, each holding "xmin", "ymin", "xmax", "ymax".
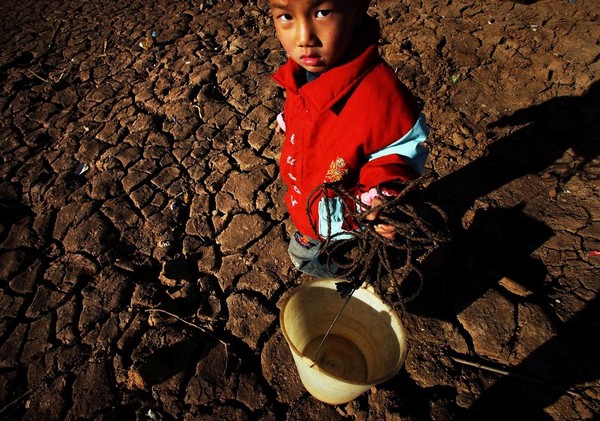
[{"xmin": 310, "ymin": 287, "xmax": 355, "ymax": 366}]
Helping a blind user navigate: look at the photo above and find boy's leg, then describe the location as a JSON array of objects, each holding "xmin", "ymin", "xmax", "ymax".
[{"xmin": 288, "ymin": 232, "xmax": 338, "ymax": 279}]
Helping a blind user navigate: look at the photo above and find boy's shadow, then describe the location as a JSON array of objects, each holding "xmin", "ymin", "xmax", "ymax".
[
  {"xmin": 408, "ymin": 80, "xmax": 600, "ymax": 416},
  {"xmin": 415, "ymin": 79, "xmax": 600, "ymax": 317}
]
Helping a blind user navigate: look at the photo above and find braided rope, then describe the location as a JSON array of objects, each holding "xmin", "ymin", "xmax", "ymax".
[{"xmin": 306, "ymin": 177, "xmax": 450, "ymax": 308}]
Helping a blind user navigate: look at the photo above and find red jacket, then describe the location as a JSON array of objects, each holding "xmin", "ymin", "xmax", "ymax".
[{"xmin": 272, "ymin": 43, "xmax": 424, "ymax": 239}]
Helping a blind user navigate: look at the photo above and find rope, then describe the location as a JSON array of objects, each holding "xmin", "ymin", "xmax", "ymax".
[{"xmin": 306, "ymin": 177, "xmax": 451, "ymax": 308}]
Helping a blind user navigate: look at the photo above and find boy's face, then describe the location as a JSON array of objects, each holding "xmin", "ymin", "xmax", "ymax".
[{"xmin": 270, "ymin": 0, "xmax": 366, "ymax": 73}]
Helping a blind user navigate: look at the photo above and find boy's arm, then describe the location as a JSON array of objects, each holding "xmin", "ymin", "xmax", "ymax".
[
  {"xmin": 358, "ymin": 114, "xmax": 429, "ymax": 189},
  {"xmin": 358, "ymin": 114, "xmax": 429, "ymax": 239}
]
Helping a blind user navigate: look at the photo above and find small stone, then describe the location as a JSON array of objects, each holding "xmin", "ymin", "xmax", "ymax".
[
  {"xmin": 498, "ymin": 276, "xmax": 534, "ymax": 297},
  {"xmin": 452, "ymin": 132, "xmax": 465, "ymax": 147},
  {"xmin": 126, "ymin": 366, "xmax": 148, "ymax": 390}
]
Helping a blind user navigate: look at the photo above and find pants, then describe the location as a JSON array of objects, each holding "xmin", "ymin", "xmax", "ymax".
[{"xmin": 288, "ymin": 231, "xmax": 339, "ymax": 278}]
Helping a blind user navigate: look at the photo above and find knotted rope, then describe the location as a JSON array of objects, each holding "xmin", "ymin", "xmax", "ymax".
[{"xmin": 307, "ymin": 177, "xmax": 450, "ymax": 308}]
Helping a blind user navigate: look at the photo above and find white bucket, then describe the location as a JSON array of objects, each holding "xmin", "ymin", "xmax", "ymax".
[{"xmin": 280, "ymin": 278, "xmax": 408, "ymax": 405}]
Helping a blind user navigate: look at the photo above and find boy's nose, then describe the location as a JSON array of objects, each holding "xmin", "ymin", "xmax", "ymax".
[{"xmin": 297, "ymin": 21, "xmax": 317, "ymax": 47}]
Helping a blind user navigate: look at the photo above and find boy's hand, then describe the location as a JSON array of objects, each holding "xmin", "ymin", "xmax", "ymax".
[{"xmin": 366, "ymin": 197, "xmax": 396, "ymax": 240}]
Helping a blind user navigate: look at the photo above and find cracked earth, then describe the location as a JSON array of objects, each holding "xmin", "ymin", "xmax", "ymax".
[{"xmin": 0, "ymin": 0, "xmax": 599, "ymax": 420}]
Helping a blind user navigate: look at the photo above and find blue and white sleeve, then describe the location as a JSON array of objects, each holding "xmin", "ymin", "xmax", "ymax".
[{"xmin": 367, "ymin": 114, "xmax": 429, "ymax": 173}]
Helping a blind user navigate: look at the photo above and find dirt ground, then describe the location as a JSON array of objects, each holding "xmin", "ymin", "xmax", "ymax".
[{"xmin": 0, "ymin": 0, "xmax": 599, "ymax": 419}]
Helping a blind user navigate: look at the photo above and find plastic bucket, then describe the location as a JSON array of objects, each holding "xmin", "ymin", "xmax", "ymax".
[{"xmin": 279, "ymin": 278, "xmax": 408, "ymax": 405}]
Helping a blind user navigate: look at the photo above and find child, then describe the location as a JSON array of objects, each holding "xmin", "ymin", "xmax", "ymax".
[{"xmin": 269, "ymin": 0, "xmax": 429, "ymax": 278}]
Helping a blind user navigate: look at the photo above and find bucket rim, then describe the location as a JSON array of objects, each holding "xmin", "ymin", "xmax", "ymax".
[{"xmin": 279, "ymin": 278, "xmax": 408, "ymax": 387}]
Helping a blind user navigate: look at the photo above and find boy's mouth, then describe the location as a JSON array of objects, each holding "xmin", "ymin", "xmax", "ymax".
[{"xmin": 300, "ymin": 54, "xmax": 321, "ymax": 67}]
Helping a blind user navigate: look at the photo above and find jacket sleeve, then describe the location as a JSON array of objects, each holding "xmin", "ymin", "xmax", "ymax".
[{"xmin": 358, "ymin": 114, "xmax": 429, "ymax": 190}]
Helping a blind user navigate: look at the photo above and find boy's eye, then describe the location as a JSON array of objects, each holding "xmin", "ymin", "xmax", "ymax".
[
  {"xmin": 278, "ymin": 13, "xmax": 293, "ymax": 23},
  {"xmin": 316, "ymin": 10, "xmax": 331, "ymax": 18}
]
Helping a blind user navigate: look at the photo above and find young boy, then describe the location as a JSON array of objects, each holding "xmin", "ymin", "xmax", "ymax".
[{"xmin": 270, "ymin": 0, "xmax": 429, "ymax": 278}]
